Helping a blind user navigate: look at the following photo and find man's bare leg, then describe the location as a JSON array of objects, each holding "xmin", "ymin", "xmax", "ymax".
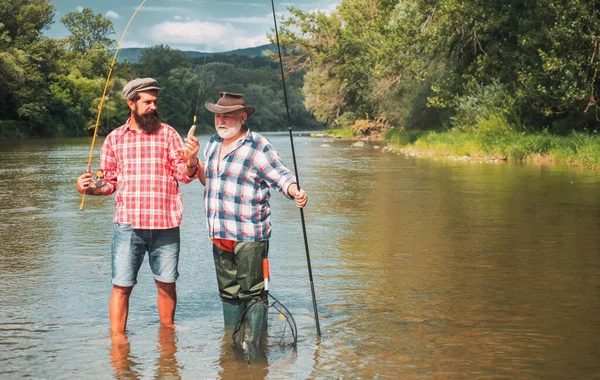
[
  {"xmin": 110, "ymin": 285, "xmax": 133, "ymax": 334},
  {"xmin": 156, "ymin": 280, "xmax": 176, "ymax": 327}
]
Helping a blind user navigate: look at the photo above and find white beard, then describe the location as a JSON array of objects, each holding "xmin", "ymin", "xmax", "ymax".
[{"xmin": 216, "ymin": 123, "xmax": 242, "ymax": 140}]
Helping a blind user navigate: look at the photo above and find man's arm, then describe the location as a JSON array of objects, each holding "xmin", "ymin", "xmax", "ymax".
[
  {"xmin": 77, "ymin": 137, "xmax": 117, "ymax": 196},
  {"xmin": 197, "ymin": 160, "xmax": 206, "ymax": 185},
  {"xmin": 256, "ymin": 142, "xmax": 307, "ymax": 207},
  {"xmin": 170, "ymin": 128, "xmax": 201, "ymax": 183},
  {"xmin": 76, "ymin": 172, "xmax": 113, "ymax": 195}
]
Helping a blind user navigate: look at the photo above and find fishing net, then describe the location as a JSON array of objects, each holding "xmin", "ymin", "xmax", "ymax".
[{"xmin": 232, "ymin": 293, "xmax": 297, "ymax": 355}]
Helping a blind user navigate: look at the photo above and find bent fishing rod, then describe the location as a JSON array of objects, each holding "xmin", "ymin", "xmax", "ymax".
[
  {"xmin": 80, "ymin": 0, "xmax": 148, "ymax": 210},
  {"xmin": 270, "ymin": 0, "xmax": 321, "ymax": 337}
]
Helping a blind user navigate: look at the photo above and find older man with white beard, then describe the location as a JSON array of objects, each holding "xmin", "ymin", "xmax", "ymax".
[{"xmin": 194, "ymin": 92, "xmax": 307, "ymax": 327}]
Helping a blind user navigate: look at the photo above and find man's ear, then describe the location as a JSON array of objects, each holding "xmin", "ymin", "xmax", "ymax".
[{"xmin": 127, "ymin": 99, "xmax": 135, "ymax": 111}]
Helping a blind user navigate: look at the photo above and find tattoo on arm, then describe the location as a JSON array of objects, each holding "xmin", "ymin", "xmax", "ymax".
[{"xmin": 86, "ymin": 180, "xmax": 111, "ymax": 196}]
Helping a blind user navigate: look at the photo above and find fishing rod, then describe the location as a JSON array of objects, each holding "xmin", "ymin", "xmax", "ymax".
[
  {"xmin": 269, "ymin": 0, "xmax": 321, "ymax": 337},
  {"xmin": 192, "ymin": 54, "xmax": 208, "ymax": 128},
  {"xmin": 80, "ymin": 0, "xmax": 148, "ymax": 210}
]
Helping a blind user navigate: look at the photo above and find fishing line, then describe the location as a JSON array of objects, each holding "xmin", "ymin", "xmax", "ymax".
[
  {"xmin": 269, "ymin": 0, "xmax": 321, "ymax": 337},
  {"xmin": 80, "ymin": 0, "xmax": 148, "ymax": 210}
]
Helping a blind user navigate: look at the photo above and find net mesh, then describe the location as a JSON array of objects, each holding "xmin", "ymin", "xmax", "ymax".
[{"xmin": 232, "ymin": 293, "xmax": 297, "ymax": 355}]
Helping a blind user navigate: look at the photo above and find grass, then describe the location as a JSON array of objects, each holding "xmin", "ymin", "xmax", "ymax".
[
  {"xmin": 381, "ymin": 128, "xmax": 600, "ymax": 169},
  {"xmin": 323, "ymin": 128, "xmax": 355, "ymax": 138}
]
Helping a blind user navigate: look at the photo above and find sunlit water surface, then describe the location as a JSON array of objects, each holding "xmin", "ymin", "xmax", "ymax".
[{"xmin": 1, "ymin": 133, "xmax": 599, "ymax": 379}]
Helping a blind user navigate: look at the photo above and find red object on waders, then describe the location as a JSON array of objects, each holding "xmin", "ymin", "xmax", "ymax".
[{"xmin": 263, "ymin": 258, "xmax": 270, "ymax": 291}]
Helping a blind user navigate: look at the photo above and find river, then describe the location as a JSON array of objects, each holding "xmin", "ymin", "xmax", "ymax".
[{"xmin": 0, "ymin": 133, "xmax": 599, "ymax": 379}]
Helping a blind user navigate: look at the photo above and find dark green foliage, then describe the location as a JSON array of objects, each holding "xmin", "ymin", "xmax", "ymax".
[
  {"xmin": 61, "ymin": 8, "xmax": 114, "ymax": 54},
  {"xmin": 0, "ymin": 4, "xmax": 320, "ymax": 139},
  {"xmin": 278, "ymin": 0, "xmax": 600, "ymax": 132}
]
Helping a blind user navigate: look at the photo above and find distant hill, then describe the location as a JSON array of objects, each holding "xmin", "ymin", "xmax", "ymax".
[{"xmin": 113, "ymin": 44, "xmax": 277, "ymax": 63}]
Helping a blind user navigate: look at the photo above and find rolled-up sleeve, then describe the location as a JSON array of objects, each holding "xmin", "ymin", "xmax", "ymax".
[
  {"xmin": 257, "ymin": 143, "xmax": 296, "ymax": 199},
  {"xmin": 168, "ymin": 130, "xmax": 197, "ymax": 183},
  {"xmin": 99, "ymin": 137, "xmax": 117, "ymax": 195}
]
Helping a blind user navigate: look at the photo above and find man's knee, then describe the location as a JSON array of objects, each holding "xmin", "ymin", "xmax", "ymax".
[
  {"xmin": 155, "ymin": 280, "xmax": 176, "ymax": 295},
  {"xmin": 112, "ymin": 285, "xmax": 133, "ymax": 296}
]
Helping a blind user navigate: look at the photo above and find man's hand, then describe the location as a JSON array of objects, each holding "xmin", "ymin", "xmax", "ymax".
[
  {"xmin": 178, "ymin": 129, "xmax": 200, "ymax": 166},
  {"xmin": 76, "ymin": 172, "xmax": 93, "ymax": 194},
  {"xmin": 76, "ymin": 171, "xmax": 109, "ymax": 195},
  {"xmin": 288, "ymin": 183, "xmax": 308, "ymax": 208}
]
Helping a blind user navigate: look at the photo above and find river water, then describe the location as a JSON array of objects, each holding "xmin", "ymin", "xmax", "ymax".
[{"xmin": 0, "ymin": 133, "xmax": 599, "ymax": 379}]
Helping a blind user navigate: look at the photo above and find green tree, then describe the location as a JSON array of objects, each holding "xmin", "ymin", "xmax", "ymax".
[
  {"xmin": 0, "ymin": 0, "xmax": 59, "ymax": 137},
  {"xmin": 138, "ymin": 45, "xmax": 190, "ymax": 78},
  {"xmin": 61, "ymin": 8, "xmax": 114, "ymax": 54}
]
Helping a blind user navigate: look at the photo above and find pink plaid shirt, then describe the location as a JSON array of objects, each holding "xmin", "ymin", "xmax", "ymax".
[{"xmin": 99, "ymin": 121, "xmax": 195, "ymax": 229}]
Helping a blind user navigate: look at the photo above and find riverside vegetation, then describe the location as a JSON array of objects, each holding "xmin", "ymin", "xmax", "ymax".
[
  {"xmin": 0, "ymin": 1, "xmax": 321, "ymax": 139},
  {"xmin": 3, "ymin": 1, "xmax": 600, "ymax": 168},
  {"xmin": 278, "ymin": 0, "xmax": 600, "ymax": 169}
]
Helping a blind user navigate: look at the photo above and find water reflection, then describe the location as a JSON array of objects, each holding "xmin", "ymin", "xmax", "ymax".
[
  {"xmin": 216, "ymin": 331, "xmax": 269, "ymax": 380},
  {"xmin": 1, "ymin": 135, "xmax": 600, "ymax": 378},
  {"xmin": 155, "ymin": 327, "xmax": 180, "ymax": 379},
  {"xmin": 109, "ymin": 334, "xmax": 140, "ymax": 379}
]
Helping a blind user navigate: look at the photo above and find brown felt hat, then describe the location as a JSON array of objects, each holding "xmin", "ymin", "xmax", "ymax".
[
  {"xmin": 204, "ymin": 92, "xmax": 255, "ymax": 116},
  {"xmin": 123, "ymin": 77, "xmax": 161, "ymax": 100}
]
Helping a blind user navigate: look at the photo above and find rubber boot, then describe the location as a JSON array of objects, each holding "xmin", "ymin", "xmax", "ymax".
[
  {"xmin": 222, "ymin": 299, "xmax": 246, "ymax": 327},
  {"xmin": 245, "ymin": 297, "xmax": 268, "ymax": 348}
]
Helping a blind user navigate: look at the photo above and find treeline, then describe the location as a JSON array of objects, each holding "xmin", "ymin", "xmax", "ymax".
[
  {"xmin": 277, "ymin": 0, "xmax": 600, "ymax": 134},
  {"xmin": 0, "ymin": 1, "xmax": 321, "ymax": 139}
]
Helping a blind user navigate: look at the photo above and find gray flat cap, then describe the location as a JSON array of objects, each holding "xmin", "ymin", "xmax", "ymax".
[{"xmin": 123, "ymin": 77, "xmax": 160, "ymax": 100}]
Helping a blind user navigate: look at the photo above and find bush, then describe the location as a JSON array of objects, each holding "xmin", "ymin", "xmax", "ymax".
[
  {"xmin": 452, "ymin": 80, "xmax": 520, "ymax": 133},
  {"xmin": 350, "ymin": 116, "xmax": 391, "ymax": 136},
  {"xmin": 0, "ymin": 120, "xmax": 28, "ymax": 139},
  {"xmin": 382, "ymin": 128, "xmax": 421, "ymax": 146}
]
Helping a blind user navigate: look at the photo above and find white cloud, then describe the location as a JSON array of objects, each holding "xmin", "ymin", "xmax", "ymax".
[
  {"xmin": 76, "ymin": 6, "xmax": 83, "ymax": 12},
  {"xmin": 105, "ymin": 10, "xmax": 121, "ymax": 20},
  {"xmin": 138, "ymin": 6, "xmax": 190, "ymax": 13},
  {"xmin": 220, "ymin": 13, "xmax": 272, "ymax": 25},
  {"xmin": 309, "ymin": 1, "xmax": 340, "ymax": 16},
  {"xmin": 174, "ymin": 16, "xmax": 182, "ymax": 20},
  {"xmin": 120, "ymin": 39, "xmax": 145, "ymax": 49},
  {"xmin": 151, "ymin": 20, "xmax": 268, "ymax": 51}
]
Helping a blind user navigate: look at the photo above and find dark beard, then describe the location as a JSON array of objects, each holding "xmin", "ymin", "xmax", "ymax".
[{"xmin": 134, "ymin": 110, "xmax": 161, "ymax": 133}]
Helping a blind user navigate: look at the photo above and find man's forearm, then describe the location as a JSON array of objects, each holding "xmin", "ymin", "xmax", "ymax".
[
  {"xmin": 287, "ymin": 182, "xmax": 299, "ymax": 197},
  {"xmin": 183, "ymin": 156, "xmax": 200, "ymax": 177},
  {"xmin": 85, "ymin": 181, "xmax": 113, "ymax": 196},
  {"xmin": 197, "ymin": 163, "xmax": 206, "ymax": 185}
]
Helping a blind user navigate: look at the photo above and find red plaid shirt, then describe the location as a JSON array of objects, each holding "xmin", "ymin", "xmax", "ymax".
[{"xmin": 99, "ymin": 121, "xmax": 195, "ymax": 229}]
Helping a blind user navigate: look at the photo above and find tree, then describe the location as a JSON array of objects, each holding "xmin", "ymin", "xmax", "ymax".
[
  {"xmin": 61, "ymin": 8, "xmax": 114, "ymax": 54},
  {"xmin": 138, "ymin": 45, "xmax": 190, "ymax": 78},
  {"xmin": 0, "ymin": 0, "xmax": 59, "ymax": 136}
]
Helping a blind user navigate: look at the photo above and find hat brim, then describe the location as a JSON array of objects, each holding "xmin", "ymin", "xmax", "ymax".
[
  {"xmin": 125, "ymin": 86, "xmax": 161, "ymax": 100},
  {"xmin": 204, "ymin": 101, "xmax": 255, "ymax": 117},
  {"xmin": 136, "ymin": 86, "xmax": 161, "ymax": 94}
]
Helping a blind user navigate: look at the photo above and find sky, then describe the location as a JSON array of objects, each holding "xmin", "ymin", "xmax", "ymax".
[{"xmin": 44, "ymin": 0, "xmax": 340, "ymax": 52}]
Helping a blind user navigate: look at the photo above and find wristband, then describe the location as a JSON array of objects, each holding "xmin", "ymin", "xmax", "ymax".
[{"xmin": 187, "ymin": 157, "xmax": 199, "ymax": 168}]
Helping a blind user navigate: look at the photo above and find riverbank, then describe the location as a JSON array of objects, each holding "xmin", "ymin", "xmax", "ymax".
[{"xmin": 321, "ymin": 128, "xmax": 600, "ymax": 169}]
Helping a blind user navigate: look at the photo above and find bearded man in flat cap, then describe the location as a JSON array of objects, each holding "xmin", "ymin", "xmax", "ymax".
[
  {"xmin": 195, "ymin": 92, "xmax": 307, "ymax": 329},
  {"xmin": 76, "ymin": 78, "xmax": 200, "ymax": 335}
]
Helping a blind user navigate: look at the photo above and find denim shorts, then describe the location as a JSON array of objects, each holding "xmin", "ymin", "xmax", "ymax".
[{"xmin": 111, "ymin": 223, "xmax": 180, "ymax": 287}]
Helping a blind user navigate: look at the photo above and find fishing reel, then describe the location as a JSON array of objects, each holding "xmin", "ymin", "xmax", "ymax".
[
  {"xmin": 91, "ymin": 169, "xmax": 105, "ymax": 185},
  {"xmin": 86, "ymin": 165, "xmax": 105, "ymax": 186}
]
